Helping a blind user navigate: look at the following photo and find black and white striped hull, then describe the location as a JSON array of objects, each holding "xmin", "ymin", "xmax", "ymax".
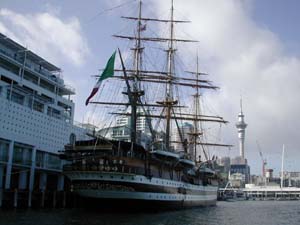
[{"xmin": 65, "ymin": 171, "xmax": 217, "ymax": 209}]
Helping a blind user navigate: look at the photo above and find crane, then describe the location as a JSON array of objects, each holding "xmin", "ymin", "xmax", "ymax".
[{"xmin": 256, "ymin": 140, "xmax": 267, "ymax": 178}]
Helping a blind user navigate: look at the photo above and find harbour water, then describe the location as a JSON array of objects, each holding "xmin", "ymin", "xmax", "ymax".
[{"xmin": 0, "ymin": 201, "xmax": 300, "ymax": 225}]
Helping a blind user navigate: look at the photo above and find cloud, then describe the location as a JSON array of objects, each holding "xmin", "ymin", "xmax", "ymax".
[
  {"xmin": 0, "ymin": 20, "xmax": 20, "ymax": 42},
  {"xmin": 0, "ymin": 8, "xmax": 89, "ymax": 66},
  {"xmin": 152, "ymin": 0, "xmax": 300, "ymax": 173}
]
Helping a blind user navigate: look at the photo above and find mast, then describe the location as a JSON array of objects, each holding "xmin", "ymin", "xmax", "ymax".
[
  {"xmin": 133, "ymin": 0, "xmax": 142, "ymax": 91},
  {"xmin": 124, "ymin": 0, "xmax": 145, "ymax": 143},
  {"xmin": 188, "ymin": 55, "xmax": 207, "ymax": 162},
  {"xmin": 131, "ymin": 0, "xmax": 141, "ymax": 143},
  {"xmin": 165, "ymin": 0, "xmax": 176, "ymax": 150},
  {"xmin": 281, "ymin": 144, "xmax": 285, "ymax": 188},
  {"xmin": 96, "ymin": 0, "xmax": 230, "ymax": 153},
  {"xmin": 193, "ymin": 55, "xmax": 201, "ymax": 161},
  {"xmin": 113, "ymin": 0, "xmax": 198, "ymax": 145},
  {"xmin": 186, "ymin": 55, "xmax": 233, "ymax": 161}
]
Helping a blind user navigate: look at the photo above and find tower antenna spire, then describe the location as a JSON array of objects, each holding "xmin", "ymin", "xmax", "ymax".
[{"xmin": 240, "ymin": 96, "xmax": 243, "ymax": 114}]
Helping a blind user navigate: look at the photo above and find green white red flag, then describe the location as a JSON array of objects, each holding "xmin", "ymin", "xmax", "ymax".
[{"xmin": 85, "ymin": 51, "xmax": 116, "ymax": 106}]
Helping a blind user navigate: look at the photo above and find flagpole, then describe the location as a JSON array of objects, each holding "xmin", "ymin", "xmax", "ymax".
[
  {"xmin": 118, "ymin": 48, "xmax": 137, "ymax": 144},
  {"xmin": 281, "ymin": 144, "xmax": 285, "ymax": 189}
]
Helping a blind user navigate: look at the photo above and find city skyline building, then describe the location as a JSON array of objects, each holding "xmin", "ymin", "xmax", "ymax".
[
  {"xmin": 236, "ymin": 98, "xmax": 248, "ymax": 160},
  {"xmin": 173, "ymin": 122, "xmax": 195, "ymax": 159},
  {"xmin": 228, "ymin": 100, "xmax": 250, "ymax": 186},
  {"xmin": 98, "ymin": 107, "xmax": 152, "ymax": 148}
]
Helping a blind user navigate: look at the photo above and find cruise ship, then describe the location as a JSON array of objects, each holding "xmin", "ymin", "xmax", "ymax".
[{"xmin": 0, "ymin": 33, "xmax": 90, "ymax": 207}]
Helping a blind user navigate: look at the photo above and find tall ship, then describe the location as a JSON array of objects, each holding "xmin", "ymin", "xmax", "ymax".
[{"xmin": 61, "ymin": 0, "xmax": 231, "ymax": 210}]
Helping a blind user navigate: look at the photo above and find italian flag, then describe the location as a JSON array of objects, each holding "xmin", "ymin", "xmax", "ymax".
[{"xmin": 85, "ymin": 51, "xmax": 116, "ymax": 106}]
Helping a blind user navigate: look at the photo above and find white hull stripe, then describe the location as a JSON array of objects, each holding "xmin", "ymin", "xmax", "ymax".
[{"xmin": 76, "ymin": 189, "xmax": 217, "ymax": 202}]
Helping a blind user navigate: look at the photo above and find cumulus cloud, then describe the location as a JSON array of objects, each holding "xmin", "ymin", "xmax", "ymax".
[
  {"xmin": 152, "ymin": 0, "xmax": 300, "ymax": 172},
  {"xmin": 0, "ymin": 8, "xmax": 89, "ymax": 66}
]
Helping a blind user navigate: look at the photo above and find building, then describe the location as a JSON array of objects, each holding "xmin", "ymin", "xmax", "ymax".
[
  {"xmin": 230, "ymin": 164, "xmax": 251, "ymax": 185},
  {"xmin": 228, "ymin": 172, "xmax": 246, "ymax": 188},
  {"xmin": 115, "ymin": 108, "xmax": 152, "ymax": 134},
  {"xmin": 215, "ymin": 157, "xmax": 231, "ymax": 187},
  {"xmin": 235, "ymin": 99, "xmax": 247, "ymax": 159},
  {"xmin": 0, "ymin": 33, "xmax": 89, "ymax": 207},
  {"xmin": 98, "ymin": 108, "xmax": 152, "ymax": 148},
  {"xmin": 217, "ymin": 156, "xmax": 231, "ymax": 174},
  {"xmin": 281, "ymin": 171, "xmax": 300, "ymax": 187},
  {"xmin": 229, "ymin": 100, "xmax": 250, "ymax": 186},
  {"xmin": 173, "ymin": 122, "xmax": 194, "ymax": 159},
  {"xmin": 231, "ymin": 156, "xmax": 247, "ymax": 165},
  {"xmin": 265, "ymin": 169, "xmax": 273, "ymax": 183}
]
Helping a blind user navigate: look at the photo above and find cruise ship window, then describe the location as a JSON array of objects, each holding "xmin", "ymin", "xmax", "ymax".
[
  {"xmin": 33, "ymin": 100, "xmax": 44, "ymax": 113},
  {"xmin": 0, "ymin": 60, "xmax": 19, "ymax": 74},
  {"xmin": 9, "ymin": 91, "xmax": 24, "ymax": 105}
]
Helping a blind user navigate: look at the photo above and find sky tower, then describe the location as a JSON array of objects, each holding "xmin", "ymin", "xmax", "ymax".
[{"xmin": 236, "ymin": 98, "xmax": 247, "ymax": 159}]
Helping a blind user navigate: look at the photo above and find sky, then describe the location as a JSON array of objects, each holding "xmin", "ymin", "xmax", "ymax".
[{"xmin": 1, "ymin": 0, "xmax": 300, "ymax": 175}]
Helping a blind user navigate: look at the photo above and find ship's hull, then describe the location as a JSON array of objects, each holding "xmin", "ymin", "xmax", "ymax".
[
  {"xmin": 77, "ymin": 195, "xmax": 216, "ymax": 211},
  {"xmin": 65, "ymin": 171, "xmax": 218, "ymax": 210}
]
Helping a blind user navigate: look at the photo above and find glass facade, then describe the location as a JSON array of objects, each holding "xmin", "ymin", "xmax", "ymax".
[
  {"xmin": 13, "ymin": 144, "xmax": 32, "ymax": 166},
  {"xmin": 36, "ymin": 150, "xmax": 44, "ymax": 167},
  {"xmin": 0, "ymin": 140, "xmax": 9, "ymax": 162},
  {"xmin": 230, "ymin": 164, "xmax": 251, "ymax": 183},
  {"xmin": 47, "ymin": 153, "xmax": 61, "ymax": 170}
]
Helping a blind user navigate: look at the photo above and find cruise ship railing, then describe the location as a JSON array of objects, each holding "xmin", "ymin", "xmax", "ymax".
[{"xmin": 0, "ymin": 49, "xmax": 75, "ymax": 96}]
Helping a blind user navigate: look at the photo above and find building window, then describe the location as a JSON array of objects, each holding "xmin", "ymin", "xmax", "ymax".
[
  {"xmin": 69, "ymin": 133, "xmax": 76, "ymax": 145},
  {"xmin": 40, "ymin": 79, "xmax": 55, "ymax": 93},
  {"xmin": 13, "ymin": 145, "xmax": 32, "ymax": 165},
  {"xmin": 36, "ymin": 151, "xmax": 44, "ymax": 167},
  {"xmin": 13, "ymin": 146, "xmax": 23, "ymax": 164},
  {"xmin": 113, "ymin": 130, "xmax": 123, "ymax": 137},
  {"xmin": 33, "ymin": 100, "xmax": 44, "ymax": 112},
  {"xmin": 47, "ymin": 154, "xmax": 61, "ymax": 170},
  {"xmin": 52, "ymin": 108, "xmax": 61, "ymax": 119},
  {"xmin": 7, "ymin": 90, "xmax": 24, "ymax": 105},
  {"xmin": 0, "ymin": 141, "xmax": 9, "ymax": 162}
]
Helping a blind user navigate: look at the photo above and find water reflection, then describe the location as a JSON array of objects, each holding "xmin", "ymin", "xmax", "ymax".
[{"xmin": 0, "ymin": 201, "xmax": 300, "ymax": 225}]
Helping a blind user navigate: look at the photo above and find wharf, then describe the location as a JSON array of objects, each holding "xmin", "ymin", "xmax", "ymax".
[
  {"xmin": 0, "ymin": 189, "xmax": 79, "ymax": 209},
  {"xmin": 243, "ymin": 187, "xmax": 300, "ymax": 200},
  {"xmin": 218, "ymin": 187, "xmax": 300, "ymax": 201}
]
